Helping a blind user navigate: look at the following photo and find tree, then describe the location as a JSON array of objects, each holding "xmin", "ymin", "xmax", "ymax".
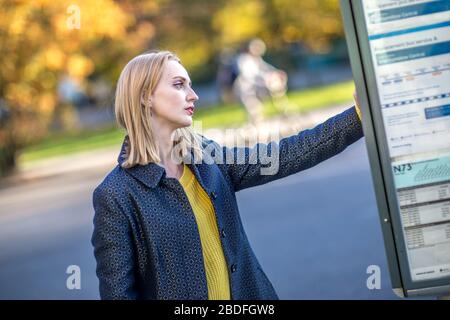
[
  {"xmin": 0, "ymin": 0, "xmax": 155, "ymax": 175},
  {"xmin": 0, "ymin": 0, "xmax": 346, "ymax": 176},
  {"xmin": 212, "ymin": 0, "xmax": 344, "ymax": 53}
]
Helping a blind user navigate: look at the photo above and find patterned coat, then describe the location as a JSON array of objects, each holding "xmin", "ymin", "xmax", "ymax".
[{"xmin": 91, "ymin": 106, "xmax": 364, "ymax": 300}]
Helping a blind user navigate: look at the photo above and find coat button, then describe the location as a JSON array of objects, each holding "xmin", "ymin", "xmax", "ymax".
[
  {"xmin": 231, "ymin": 264, "xmax": 237, "ymax": 273},
  {"xmin": 211, "ymin": 191, "xmax": 218, "ymax": 199},
  {"xmin": 221, "ymin": 229, "xmax": 226, "ymax": 238}
]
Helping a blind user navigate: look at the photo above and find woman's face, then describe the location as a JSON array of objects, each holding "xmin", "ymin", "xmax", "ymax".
[{"xmin": 150, "ymin": 60, "xmax": 198, "ymax": 130}]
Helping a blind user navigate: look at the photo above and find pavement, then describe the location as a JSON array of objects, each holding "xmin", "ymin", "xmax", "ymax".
[
  {"xmin": 2, "ymin": 103, "xmax": 353, "ymax": 187},
  {"xmin": 0, "ymin": 121, "xmax": 404, "ymax": 299}
]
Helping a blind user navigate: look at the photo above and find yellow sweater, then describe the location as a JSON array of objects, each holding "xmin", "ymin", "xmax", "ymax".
[{"xmin": 179, "ymin": 164, "xmax": 231, "ymax": 300}]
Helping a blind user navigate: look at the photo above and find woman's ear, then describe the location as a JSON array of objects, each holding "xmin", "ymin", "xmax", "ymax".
[
  {"xmin": 140, "ymin": 90, "xmax": 148, "ymax": 108},
  {"xmin": 141, "ymin": 90, "xmax": 153, "ymax": 116}
]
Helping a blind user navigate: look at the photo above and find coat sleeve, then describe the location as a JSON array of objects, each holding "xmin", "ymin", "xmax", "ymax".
[
  {"xmin": 209, "ymin": 106, "xmax": 363, "ymax": 192},
  {"xmin": 91, "ymin": 186, "xmax": 138, "ymax": 300}
]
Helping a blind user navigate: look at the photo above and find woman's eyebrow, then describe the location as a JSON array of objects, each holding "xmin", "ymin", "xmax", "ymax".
[{"xmin": 172, "ymin": 76, "xmax": 192, "ymax": 86}]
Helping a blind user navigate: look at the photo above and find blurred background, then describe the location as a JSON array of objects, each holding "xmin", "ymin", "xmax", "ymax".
[{"xmin": 0, "ymin": 0, "xmax": 425, "ymax": 299}]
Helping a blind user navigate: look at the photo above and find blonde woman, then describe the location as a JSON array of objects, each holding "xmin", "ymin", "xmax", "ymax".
[{"xmin": 91, "ymin": 50, "xmax": 364, "ymax": 300}]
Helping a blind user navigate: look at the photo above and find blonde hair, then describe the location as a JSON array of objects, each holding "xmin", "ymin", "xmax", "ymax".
[{"xmin": 115, "ymin": 51, "xmax": 203, "ymax": 168}]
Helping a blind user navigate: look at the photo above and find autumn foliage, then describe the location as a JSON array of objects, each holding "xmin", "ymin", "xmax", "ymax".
[{"xmin": 0, "ymin": 0, "xmax": 343, "ymax": 175}]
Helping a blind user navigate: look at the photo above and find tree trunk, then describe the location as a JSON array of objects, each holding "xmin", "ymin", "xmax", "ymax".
[{"xmin": 0, "ymin": 145, "xmax": 16, "ymax": 177}]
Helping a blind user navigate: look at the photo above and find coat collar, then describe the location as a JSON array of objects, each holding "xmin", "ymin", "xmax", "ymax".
[
  {"xmin": 117, "ymin": 136, "xmax": 206, "ymax": 189},
  {"xmin": 117, "ymin": 136, "xmax": 165, "ymax": 189}
]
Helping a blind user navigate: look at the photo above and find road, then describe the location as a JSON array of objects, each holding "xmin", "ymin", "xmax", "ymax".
[{"xmin": 0, "ymin": 138, "xmax": 427, "ymax": 299}]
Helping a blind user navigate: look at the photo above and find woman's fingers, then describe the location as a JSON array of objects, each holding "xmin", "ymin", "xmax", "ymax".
[{"xmin": 353, "ymin": 90, "xmax": 363, "ymax": 121}]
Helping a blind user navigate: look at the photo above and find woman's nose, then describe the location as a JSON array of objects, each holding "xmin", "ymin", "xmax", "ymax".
[{"xmin": 187, "ymin": 87, "xmax": 199, "ymax": 102}]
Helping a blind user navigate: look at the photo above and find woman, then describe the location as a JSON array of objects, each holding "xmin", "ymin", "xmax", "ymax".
[{"xmin": 91, "ymin": 50, "xmax": 364, "ymax": 300}]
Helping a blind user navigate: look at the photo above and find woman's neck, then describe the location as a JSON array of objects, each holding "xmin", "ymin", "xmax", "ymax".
[{"xmin": 152, "ymin": 121, "xmax": 183, "ymax": 179}]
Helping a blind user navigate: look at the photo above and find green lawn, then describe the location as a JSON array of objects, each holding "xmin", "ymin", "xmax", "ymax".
[{"xmin": 19, "ymin": 80, "xmax": 355, "ymax": 164}]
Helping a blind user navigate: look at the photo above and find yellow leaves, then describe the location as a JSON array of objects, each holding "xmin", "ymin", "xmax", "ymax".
[
  {"xmin": 178, "ymin": 42, "xmax": 210, "ymax": 72},
  {"xmin": 127, "ymin": 22, "xmax": 156, "ymax": 51},
  {"xmin": 67, "ymin": 54, "xmax": 94, "ymax": 79},
  {"xmin": 136, "ymin": 22, "xmax": 156, "ymax": 41},
  {"xmin": 40, "ymin": 72, "xmax": 57, "ymax": 90},
  {"xmin": 78, "ymin": 0, "xmax": 131, "ymax": 38},
  {"xmin": 321, "ymin": 17, "xmax": 341, "ymax": 35},
  {"xmin": 0, "ymin": 0, "xmax": 158, "ymax": 152},
  {"xmin": 0, "ymin": 0, "xmax": 348, "ymax": 151},
  {"xmin": 9, "ymin": 11, "xmax": 27, "ymax": 36},
  {"xmin": 5, "ymin": 83, "xmax": 35, "ymax": 109},
  {"xmin": 4, "ymin": 0, "xmax": 134, "ymax": 40},
  {"xmin": 211, "ymin": 0, "xmax": 343, "ymax": 52},
  {"xmin": 51, "ymin": 0, "xmax": 133, "ymax": 41},
  {"xmin": 212, "ymin": 0, "xmax": 266, "ymax": 47},
  {"xmin": 33, "ymin": 0, "xmax": 57, "ymax": 6},
  {"xmin": 282, "ymin": 26, "xmax": 300, "ymax": 43},
  {"xmin": 44, "ymin": 45, "xmax": 65, "ymax": 70},
  {"xmin": 1, "ymin": 0, "xmax": 138, "ymax": 113},
  {"xmin": 269, "ymin": 0, "xmax": 343, "ymax": 53},
  {"xmin": 51, "ymin": 12, "xmax": 70, "ymax": 37},
  {"xmin": 23, "ymin": 59, "xmax": 43, "ymax": 81},
  {"xmin": 4, "ymin": 83, "xmax": 55, "ymax": 114},
  {"xmin": 37, "ymin": 92, "xmax": 56, "ymax": 114}
]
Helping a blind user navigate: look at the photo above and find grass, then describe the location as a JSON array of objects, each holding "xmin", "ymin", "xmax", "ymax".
[
  {"xmin": 19, "ymin": 126, "xmax": 126, "ymax": 163},
  {"xmin": 19, "ymin": 80, "xmax": 355, "ymax": 164}
]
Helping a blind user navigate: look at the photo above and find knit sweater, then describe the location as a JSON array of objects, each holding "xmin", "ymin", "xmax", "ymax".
[{"xmin": 179, "ymin": 164, "xmax": 231, "ymax": 300}]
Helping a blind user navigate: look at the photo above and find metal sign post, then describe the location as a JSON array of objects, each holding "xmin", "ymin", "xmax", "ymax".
[{"xmin": 340, "ymin": 0, "xmax": 450, "ymax": 298}]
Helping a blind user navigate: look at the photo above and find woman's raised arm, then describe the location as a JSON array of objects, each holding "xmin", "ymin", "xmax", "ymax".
[{"xmin": 209, "ymin": 105, "xmax": 363, "ymax": 191}]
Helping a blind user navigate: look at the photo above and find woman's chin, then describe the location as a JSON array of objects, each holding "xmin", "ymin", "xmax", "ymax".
[{"xmin": 177, "ymin": 116, "xmax": 193, "ymax": 128}]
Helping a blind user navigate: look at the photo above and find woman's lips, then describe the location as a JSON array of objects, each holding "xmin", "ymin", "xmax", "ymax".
[{"xmin": 185, "ymin": 107, "xmax": 194, "ymax": 116}]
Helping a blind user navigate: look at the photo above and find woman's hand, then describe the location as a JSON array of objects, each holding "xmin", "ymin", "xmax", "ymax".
[{"xmin": 353, "ymin": 90, "xmax": 362, "ymax": 121}]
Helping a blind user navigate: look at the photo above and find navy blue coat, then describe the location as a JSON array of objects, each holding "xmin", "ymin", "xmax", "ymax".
[{"xmin": 91, "ymin": 106, "xmax": 363, "ymax": 300}]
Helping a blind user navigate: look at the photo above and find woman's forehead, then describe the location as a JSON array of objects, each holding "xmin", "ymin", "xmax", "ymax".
[{"xmin": 163, "ymin": 60, "xmax": 190, "ymax": 80}]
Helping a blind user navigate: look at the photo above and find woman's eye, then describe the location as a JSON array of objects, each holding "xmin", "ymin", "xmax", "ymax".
[{"xmin": 174, "ymin": 82, "xmax": 184, "ymax": 89}]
